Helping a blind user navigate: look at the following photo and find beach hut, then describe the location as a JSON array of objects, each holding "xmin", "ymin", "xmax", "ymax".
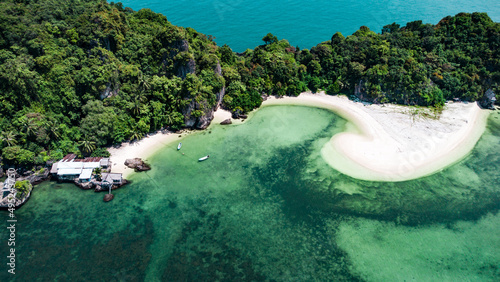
[
  {"xmin": 100, "ymin": 158, "xmax": 110, "ymax": 169},
  {"xmin": 101, "ymin": 173, "xmax": 123, "ymax": 185}
]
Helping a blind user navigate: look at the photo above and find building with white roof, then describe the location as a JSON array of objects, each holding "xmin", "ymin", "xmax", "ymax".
[
  {"xmin": 50, "ymin": 155, "xmax": 106, "ymax": 182},
  {"xmin": 49, "ymin": 154, "xmax": 122, "ymax": 186}
]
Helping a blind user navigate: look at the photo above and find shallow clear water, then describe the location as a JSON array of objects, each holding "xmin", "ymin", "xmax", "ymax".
[
  {"xmin": 1, "ymin": 106, "xmax": 499, "ymax": 281},
  {"xmin": 116, "ymin": 0, "xmax": 500, "ymax": 52}
]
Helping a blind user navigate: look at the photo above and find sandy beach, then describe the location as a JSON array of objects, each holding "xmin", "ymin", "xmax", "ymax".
[
  {"xmin": 108, "ymin": 92, "xmax": 490, "ymax": 181},
  {"xmin": 108, "ymin": 108, "xmax": 236, "ymax": 178}
]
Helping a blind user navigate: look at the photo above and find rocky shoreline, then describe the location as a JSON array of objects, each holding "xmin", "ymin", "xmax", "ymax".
[
  {"xmin": 0, "ymin": 164, "xmax": 131, "ymax": 208},
  {"xmin": 74, "ymin": 178, "xmax": 129, "ymax": 192},
  {"xmin": 0, "ymin": 168, "xmax": 48, "ymax": 208}
]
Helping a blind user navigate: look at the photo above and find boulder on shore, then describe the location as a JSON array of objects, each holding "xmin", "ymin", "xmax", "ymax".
[
  {"xmin": 220, "ymin": 118, "xmax": 232, "ymax": 125},
  {"xmin": 124, "ymin": 158, "xmax": 151, "ymax": 171}
]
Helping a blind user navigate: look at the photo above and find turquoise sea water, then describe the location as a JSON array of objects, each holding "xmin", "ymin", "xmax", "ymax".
[
  {"xmin": 1, "ymin": 106, "xmax": 499, "ymax": 280},
  {"xmin": 116, "ymin": 0, "xmax": 500, "ymax": 52}
]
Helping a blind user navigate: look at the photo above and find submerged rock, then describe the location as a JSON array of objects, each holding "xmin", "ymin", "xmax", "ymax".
[
  {"xmin": 104, "ymin": 194, "xmax": 114, "ymax": 202},
  {"xmin": 124, "ymin": 158, "xmax": 151, "ymax": 171}
]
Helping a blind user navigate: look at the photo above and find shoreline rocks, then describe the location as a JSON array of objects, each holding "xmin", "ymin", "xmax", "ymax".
[
  {"xmin": 220, "ymin": 118, "xmax": 232, "ymax": 125},
  {"xmin": 75, "ymin": 181, "xmax": 94, "ymax": 190},
  {"xmin": 231, "ymin": 108, "xmax": 248, "ymax": 120},
  {"xmin": 0, "ymin": 177, "xmax": 33, "ymax": 209},
  {"xmin": 479, "ymin": 89, "xmax": 497, "ymax": 110},
  {"xmin": 94, "ymin": 179, "xmax": 129, "ymax": 192},
  {"xmin": 1, "ymin": 166, "xmax": 129, "ymax": 209},
  {"xmin": 74, "ymin": 179, "xmax": 129, "ymax": 192},
  {"xmin": 124, "ymin": 158, "xmax": 151, "ymax": 171},
  {"xmin": 0, "ymin": 168, "xmax": 50, "ymax": 208},
  {"xmin": 24, "ymin": 169, "xmax": 50, "ymax": 185}
]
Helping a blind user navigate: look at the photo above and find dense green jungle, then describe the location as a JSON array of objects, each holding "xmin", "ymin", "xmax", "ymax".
[{"xmin": 0, "ymin": 0, "xmax": 499, "ymax": 167}]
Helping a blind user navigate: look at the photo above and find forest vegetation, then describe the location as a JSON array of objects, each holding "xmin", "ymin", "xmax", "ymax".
[{"xmin": 0, "ymin": 0, "xmax": 498, "ymax": 167}]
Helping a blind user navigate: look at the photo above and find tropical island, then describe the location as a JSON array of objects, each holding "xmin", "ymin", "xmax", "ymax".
[
  {"xmin": 0, "ymin": 1, "xmax": 496, "ymax": 156},
  {"xmin": 0, "ymin": 0, "xmax": 498, "ymax": 202},
  {"xmin": 0, "ymin": 0, "xmax": 499, "ymax": 281}
]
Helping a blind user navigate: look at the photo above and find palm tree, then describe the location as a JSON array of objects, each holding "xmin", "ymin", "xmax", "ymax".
[
  {"xmin": 163, "ymin": 112, "xmax": 174, "ymax": 126},
  {"xmin": 138, "ymin": 71, "xmax": 150, "ymax": 92},
  {"xmin": 44, "ymin": 120, "xmax": 61, "ymax": 140},
  {"xmin": 132, "ymin": 97, "xmax": 142, "ymax": 116},
  {"xmin": 78, "ymin": 139, "xmax": 96, "ymax": 155},
  {"xmin": 94, "ymin": 167, "xmax": 102, "ymax": 181},
  {"xmin": 173, "ymin": 97, "xmax": 190, "ymax": 111},
  {"xmin": 20, "ymin": 117, "xmax": 34, "ymax": 137},
  {"xmin": 336, "ymin": 75, "xmax": 345, "ymax": 89},
  {"xmin": 129, "ymin": 129, "xmax": 144, "ymax": 142},
  {"xmin": 112, "ymin": 130, "xmax": 126, "ymax": 144},
  {"xmin": 0, "ymin": 131, "xmax": 17, "ymax": 147},
  {"xmin": 132, "ymin": 94, "xmax": 147, "ymax": 116}
]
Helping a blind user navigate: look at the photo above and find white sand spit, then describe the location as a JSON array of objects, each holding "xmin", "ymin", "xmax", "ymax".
[{"xmin": 263, "ymin": 92, "xmax": 490, "ymax": 181}]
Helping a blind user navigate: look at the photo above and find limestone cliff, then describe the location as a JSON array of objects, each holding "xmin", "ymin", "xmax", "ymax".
[
  {"xmin": 169, "ymin": 40, "xmax": 196, "ymax": 79},
  {"xmin": 181, "ymin": 60, "xmax": 225, "ymax": 129},
  {"xmin": 214, "ymin": 60, "xmax": 226, "ymax": 108}
]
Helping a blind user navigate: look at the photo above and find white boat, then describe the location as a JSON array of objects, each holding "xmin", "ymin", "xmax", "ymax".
[
  {"xmin": 198, "ymin": 155, "xmax": 209, "ymax": 162},
  {"xmin": 177, "ymin": 143, "xmax": 182, "ymax": 150}
]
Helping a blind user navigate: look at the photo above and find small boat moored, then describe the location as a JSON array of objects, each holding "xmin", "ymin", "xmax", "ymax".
[
  {"xmin": 177, "ymin": 143, "xmax": 182, "ymax": 150},
  {"xmin": 198, "ymin": 155, "xmax": 210, "ymax": 162}
]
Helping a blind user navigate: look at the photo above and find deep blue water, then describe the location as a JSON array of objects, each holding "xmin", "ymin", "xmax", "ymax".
[{"xmin": 115, "ymin": 0, "xmax": 500, "ymax": 52}]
